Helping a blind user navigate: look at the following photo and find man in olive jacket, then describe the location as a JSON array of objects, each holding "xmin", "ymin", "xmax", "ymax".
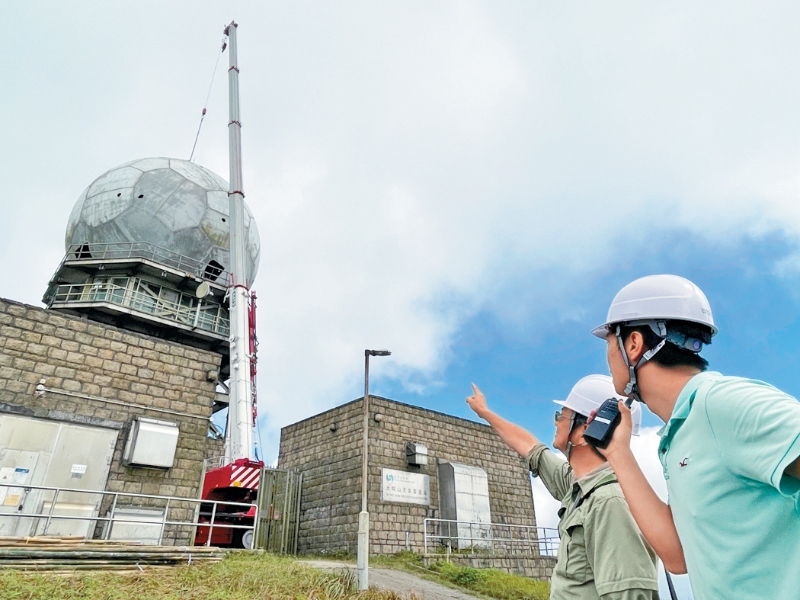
[{"xmin": 467, "ymin": 377, "xmax": 658, "ymax": 600}]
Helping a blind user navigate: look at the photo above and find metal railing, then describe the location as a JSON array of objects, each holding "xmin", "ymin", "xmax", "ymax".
[
  {"xmin": 49, "ymin": 280, "xmax": 230, "ymax": 337},
  {"xmin": 423, "ymin": 518, "xmax": 560, "ymax": 557},
  {"xmin": 0, "ymin": 482, "xmax": 254, "ymax": 546},
  {"xmin": 536, "ymin": 527, "xmax": 560, "ymax": 557},
  {"xmin": 64, "ymin": 242, "xmax": 232, "ymax": 286}
]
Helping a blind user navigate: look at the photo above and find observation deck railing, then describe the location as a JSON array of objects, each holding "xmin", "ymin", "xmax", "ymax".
[
  {"xmin": 64, "ymin": 242, "xmax": 232, "ymax": 287},
  {"xmin": 49, "ymin": 280, "xmax": 230, "ymax": 337}
]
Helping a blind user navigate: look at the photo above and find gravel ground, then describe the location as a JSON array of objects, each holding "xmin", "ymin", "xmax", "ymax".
[{"xmin": 299, "ymin": 560, "xmax": 479, "ymax": 599}]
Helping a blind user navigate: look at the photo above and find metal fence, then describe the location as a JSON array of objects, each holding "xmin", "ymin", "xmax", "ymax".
[
  {"xmin": 49, "ymin": 279, "xmax": 230, "ymax": 337},
  {"xmin": 64, "ymin": 242, "xmax": 232, "ymax": 286},
  {"xmin": 535, "ymin": 527, "xmax": 560, "ymax": 557},
  {"xmin": 0, "ymin": 481, "xmax": 254, "ymax": 545},
  {"xmin": 254, "ymin": 469, "xmax": 303, "ymax": 554},
  {"xmin": 423, "ymin": 518, "xmax": 560, "ymax": 557}
]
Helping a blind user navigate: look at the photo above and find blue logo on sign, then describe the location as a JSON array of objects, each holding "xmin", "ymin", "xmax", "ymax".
[{"xmin": 386, "ymin": 474, "xmax": 393, "ymax": 482}]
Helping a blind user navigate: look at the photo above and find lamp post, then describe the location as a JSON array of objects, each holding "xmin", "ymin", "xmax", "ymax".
[{"xmin": 358, "ymin": 348, "xmax": 391, "ymax": 591}]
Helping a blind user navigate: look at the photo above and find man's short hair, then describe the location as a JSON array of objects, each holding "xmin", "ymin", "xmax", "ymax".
[{"xmin": 619, "ymin": 320, "xmax": 713, "ymax": 371}]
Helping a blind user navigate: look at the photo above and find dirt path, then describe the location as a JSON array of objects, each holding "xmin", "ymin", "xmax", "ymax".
[{"xmin": 299, "ymin": 560, "xmax": 479, "ymax": 599}]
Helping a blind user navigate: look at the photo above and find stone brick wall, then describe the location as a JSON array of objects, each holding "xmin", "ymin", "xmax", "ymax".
[
  {"xmin": 279, "ymin": 396, "xmax": 544, "ymax": 560},
  {"xmin": 279, "ymin": 400, "xmax": 363, "ymax": 554},
  {"xmin": 0, "ymin": 297, "xmax": 223, "ymax": 543}
]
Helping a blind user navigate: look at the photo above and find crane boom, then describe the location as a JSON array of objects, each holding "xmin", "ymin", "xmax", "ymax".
[{"xmin": 225, "ymin": 21, "xmax": 254, "ymax": 461}]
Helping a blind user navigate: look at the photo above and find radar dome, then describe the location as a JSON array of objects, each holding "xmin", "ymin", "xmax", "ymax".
[{"xmin": 65, "ymin": 158, "xmax": 260, "ymax": 283}]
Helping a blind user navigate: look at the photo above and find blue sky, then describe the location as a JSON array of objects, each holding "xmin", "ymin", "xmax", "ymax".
[{"xmin": 374, "ymin": 229, "xmax": 800, "ymax": 446}]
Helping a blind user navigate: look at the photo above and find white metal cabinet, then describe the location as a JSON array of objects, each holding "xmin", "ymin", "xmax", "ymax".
[{"xmin": 437, "ymin": 461, "xmax": 492, "ymax": 549}]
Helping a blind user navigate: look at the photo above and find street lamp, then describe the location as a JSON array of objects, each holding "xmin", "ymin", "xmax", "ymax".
[{"xmin": 358, "ymin": 348, "xmax": 391, "ymax": 591}]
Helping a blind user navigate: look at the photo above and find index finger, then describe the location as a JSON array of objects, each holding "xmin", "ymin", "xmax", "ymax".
[{"xmin": 471, "ymin": 383, "xmax": 481, "ymax": 395}]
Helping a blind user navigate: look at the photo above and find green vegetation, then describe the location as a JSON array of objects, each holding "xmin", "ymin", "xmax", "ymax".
[
  {"xmin": 372, "ymin": 552, "xmax": 550, "ymax": 600},
  {"xmin": 0, "ymin": 551, "xmax": 550, "ymax": 600},
  {"xmin": 428, "ymin": 560, "xmax": 549, "ymax": 600},
  {"xmin": 0, "ymin": 553, "xmax": 406, "ymax": 600}
]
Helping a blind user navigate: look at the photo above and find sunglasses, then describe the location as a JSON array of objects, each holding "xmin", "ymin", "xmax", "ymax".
[{"xmin": 554, "ymin": 410, "xmax": 568, "ymax": 423}]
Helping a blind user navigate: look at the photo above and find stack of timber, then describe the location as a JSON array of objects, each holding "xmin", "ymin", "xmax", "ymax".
[{"xmin": 0, "ymin": 536, "xmax": 226, "ymax": 572}]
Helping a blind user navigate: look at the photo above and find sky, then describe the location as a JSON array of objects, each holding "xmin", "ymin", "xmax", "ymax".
[{"xmin": 4, "ymin": 3, "xmax": 800, "ymax": 597}]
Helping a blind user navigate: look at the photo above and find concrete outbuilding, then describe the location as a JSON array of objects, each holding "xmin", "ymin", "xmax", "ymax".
[{"xmin": 279, "ymin": 396, "xmax": 556, "ymax": 578}]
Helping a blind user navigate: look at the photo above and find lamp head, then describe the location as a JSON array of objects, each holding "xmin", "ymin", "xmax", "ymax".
[{"xmin": 366, "ymin": 349, "xmax": 391, "ymax": 357}]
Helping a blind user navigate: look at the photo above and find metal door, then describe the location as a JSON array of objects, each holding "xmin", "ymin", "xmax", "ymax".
[
  {"xmin": 0, "ymin": 416, "xmax": 60, "ymax": 536},
  {"xmin": 0, "ymin": 450, "xmax": 42, "ymax": 536},
  {"xmin": 0, "ymin": 415, "xmax": 118, "ymax": 537}
]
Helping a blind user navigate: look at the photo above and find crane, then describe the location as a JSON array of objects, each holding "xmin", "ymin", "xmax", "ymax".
[{"xmin": 195, "ymin": 21, "xmax": 263, "ymax": 549}]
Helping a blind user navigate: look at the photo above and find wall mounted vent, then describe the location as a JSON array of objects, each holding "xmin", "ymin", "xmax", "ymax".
[
  {"xmin": 123, "ymin": 417, "xmax": 179, "ymax": 469},
  {"xmin": 405, "ymin": 441, "xmax": 428, "ymax": 466}
]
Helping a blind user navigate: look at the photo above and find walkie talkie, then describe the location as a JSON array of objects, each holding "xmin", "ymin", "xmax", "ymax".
[{"xmin": 584, "ymin": 397, "xmax": 634, "ymax": 449}]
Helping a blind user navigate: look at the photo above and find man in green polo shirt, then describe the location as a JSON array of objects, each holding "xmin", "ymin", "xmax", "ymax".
[
  {"xmin": 591, "ymin": 274, "xmax": 800, "ymax": 600},
  {"xmin": 467, "ymin": 376, "xmax": 658, "ymax": 600}
]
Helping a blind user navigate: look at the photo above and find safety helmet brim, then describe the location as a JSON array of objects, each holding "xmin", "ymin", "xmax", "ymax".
[
  {"xmin": 592, "ymin": 275, "xmax": 717, "ymax": 339},
  {"xmin": 591, "ymin": 324, "xmax": 614, "ymax": 339}
]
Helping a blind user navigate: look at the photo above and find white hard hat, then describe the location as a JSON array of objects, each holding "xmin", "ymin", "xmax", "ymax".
[
  {"xmin": 554, "ymin": 374, "xmax": 641, "ymax": 436},
  {"xmin": 592, "ymin": 274, "xmax": 717, "ymax": 339}
]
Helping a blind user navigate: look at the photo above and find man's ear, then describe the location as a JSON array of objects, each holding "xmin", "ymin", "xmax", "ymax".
[
  {"xmin": 571, "ymin": 423, "xmax": 588, "ymax": 445},
  {"xmin": 626, "ymin": 330, "xmax": 647, "ymax": 363}
]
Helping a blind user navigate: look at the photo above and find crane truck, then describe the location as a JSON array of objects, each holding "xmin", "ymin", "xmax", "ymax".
[{"xmin": 194, "ymin": 22, "xmax": 263, "ymax": 549}]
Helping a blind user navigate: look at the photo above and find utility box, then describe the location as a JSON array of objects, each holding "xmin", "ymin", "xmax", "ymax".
[
  {"xmin": 405, "ymin": 441, "xmax": 428, "ymax": 466},
  {"xmin": 123, "ymin": 417, "xmax": 179, "ymax": 469},
  {"xmin": 437, "ymin": 461, "xmax": 492, "ymax": 549}
]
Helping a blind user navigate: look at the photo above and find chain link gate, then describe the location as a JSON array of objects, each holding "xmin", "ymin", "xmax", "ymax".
[{"xmin": 253, "ymin": 468, "xmax": 303, "ymax": 553}]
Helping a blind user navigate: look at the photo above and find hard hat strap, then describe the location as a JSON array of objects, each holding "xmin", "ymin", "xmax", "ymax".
[
  {"xmin": 623, "ymin": 319, "xmax": 705, "ymax": 353},
  {"xmin": 665, "ymin": 330, "xmax": 704, "ymax": 353},
  {"xmin": 616, "ymin": 326, "xmax": 666, "ymax": 400},
  {"xmin": 565, "ymin": 411, "xmax": 582, "ymax": 460}
]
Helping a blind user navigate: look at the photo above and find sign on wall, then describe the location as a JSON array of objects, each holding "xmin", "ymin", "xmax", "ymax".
[{"xmin": 381, "ymin": 468, "xmax": 430, "ymax": 505}]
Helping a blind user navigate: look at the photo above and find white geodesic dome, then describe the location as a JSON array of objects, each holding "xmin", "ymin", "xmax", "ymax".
[{"xmin": 65, "ymin": 158, "xmax": 260, "ymax": 283}]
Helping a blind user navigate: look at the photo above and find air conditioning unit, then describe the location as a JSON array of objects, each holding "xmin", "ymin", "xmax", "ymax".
[
  {"xmin": 123, "ymin": 417, "xmax": 179, "ymax": 469},
  {"xmin": 405, "ymin": 441, "xmax": 428, "ymax": 466}
]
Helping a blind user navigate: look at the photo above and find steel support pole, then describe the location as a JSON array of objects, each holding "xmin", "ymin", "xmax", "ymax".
[
  {"xmin": 43, "ymin": 488, "xmax": 59, "ymax": 535},
  {"xmin": 357, "ymin": 352, "xmax": 370, "ymax": 590}
]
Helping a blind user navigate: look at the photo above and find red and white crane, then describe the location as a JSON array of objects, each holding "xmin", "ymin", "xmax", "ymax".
[{"xmin": 195, "ymin": 21, "xmax": 263, "ymax": 549}]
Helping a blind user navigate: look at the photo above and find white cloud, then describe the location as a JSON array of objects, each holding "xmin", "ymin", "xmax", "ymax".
[{"xmin": 3, "ymin": 3, "xmax": 800, "ymax": 483}]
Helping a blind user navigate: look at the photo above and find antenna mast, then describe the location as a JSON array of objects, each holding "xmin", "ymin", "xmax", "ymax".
[{"xmin": 224, "ymin": 21, "xmax": 254, "ymax": 461}]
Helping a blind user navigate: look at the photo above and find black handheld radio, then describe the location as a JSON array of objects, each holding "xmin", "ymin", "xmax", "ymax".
[{"xmin": 583, "ymin": 397, "xmax": 634, "ymax": 449}]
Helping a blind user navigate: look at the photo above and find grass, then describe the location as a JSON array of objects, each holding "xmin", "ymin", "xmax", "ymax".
[
  {"xmin": 0, "ymin": 553, "xmax": 410, "ymax": 600},
  {"xmin": 0, "ymin": 551, "xmax": 550, "ymax": 600},
  {"xmin": 371, "ymin": 552, "xmax": 550, "ymax": 600}
]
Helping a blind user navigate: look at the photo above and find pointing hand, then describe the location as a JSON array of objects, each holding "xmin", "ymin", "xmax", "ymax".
[{"xmin": 466, "ymin": 383, "xmax": 489, "ymax": 418}]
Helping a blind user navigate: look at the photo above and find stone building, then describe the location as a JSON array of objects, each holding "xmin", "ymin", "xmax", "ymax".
[
  {"xmin": 0, "ymin": 296, "xmax": 224, "ymax": 543},
  {"xmin": 0, "ymin": 156, "xmax": 266, "ymax": 545},
  {"xmin": 279, "ymin": 396, "xmax": 555, "ymax": 578}
]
